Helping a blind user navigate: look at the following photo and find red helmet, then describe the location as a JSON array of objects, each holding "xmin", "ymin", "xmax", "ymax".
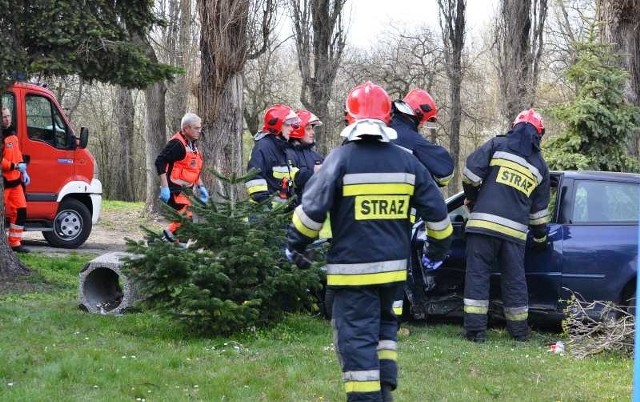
[
  {"xmin": 513, "ymin": 108, "xmax": 545, "ymax": 136},
  {"xmin": 290, "ymin": 109, "xmax": 322, "ymax": 139},
  {"xmin": 402, "ymin": 88, "xmax": 438, "ymax": 124},
  {"xmin": 262, "ymin": 104, "xmax": 299, "ymax": 135},
  {"xmin": 344, "ymin": 81, "xmax": 392, "ymax": 125}
]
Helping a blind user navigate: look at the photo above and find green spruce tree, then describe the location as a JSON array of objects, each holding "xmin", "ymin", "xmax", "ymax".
[
  {"xmin": 124, "ymin": 172, "xmax": 326, "ymax": 336},
  {"xmin": 544, "ymin": 39, "xmax": 640, "ymax": 172}
]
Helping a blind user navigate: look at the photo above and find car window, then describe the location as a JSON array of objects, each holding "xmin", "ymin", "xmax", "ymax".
[
  {"xmin": 572, "ymin": 180, "xmax": 639, "ymax": 223},
  {"xmin": 25, "ymin": 94, "xmax": 69, "ymax": 149}
]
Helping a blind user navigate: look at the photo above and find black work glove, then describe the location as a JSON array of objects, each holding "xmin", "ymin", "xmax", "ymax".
[
  {"xmin": 530, "ymin": 236, "xmax": 549, "ymax": 251},
  {"xmin": 285, "ymin": 248, "xmax": 313, "ymax": 269}
]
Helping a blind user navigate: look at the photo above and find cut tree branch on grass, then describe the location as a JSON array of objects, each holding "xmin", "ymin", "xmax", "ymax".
[{"xmin": 562, "ymin": 289, "xmax": 635, "ymax": 359}]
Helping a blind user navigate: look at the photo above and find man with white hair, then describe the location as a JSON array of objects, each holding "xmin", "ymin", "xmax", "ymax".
[
  {"xmin": 286, "ymin": 82, "xmax": 453, "ymax": 402},
  {"xmin": 155, "ymin": 112, "xmax": 208, "ymax": 242}
]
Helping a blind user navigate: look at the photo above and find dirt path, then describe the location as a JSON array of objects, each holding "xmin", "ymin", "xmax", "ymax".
[{"xmin": 22, "ymin": 206, "xmax": 167, "ymax": 255}]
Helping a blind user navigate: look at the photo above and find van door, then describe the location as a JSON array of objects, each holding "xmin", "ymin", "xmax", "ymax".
[{"xmin": 20, "ymin": 92, "xmax": 75, "ymax": 211}]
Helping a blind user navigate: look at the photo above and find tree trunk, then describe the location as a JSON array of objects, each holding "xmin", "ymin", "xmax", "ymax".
[
  {"xmin": 291, "ymin": 0, "xmax": 347, "ymax": 155},
  {"xmin": 439, "ymin": 0, "xmax": 466, "ymax": 196},
  {"xmin": 115, "ymin": 87, "xmax": 136, "ymax": 201},
  {"xmin": 597, "ymin": 0, "xmax": 640, "ymax": 157},
  {"xmin": 144, "ymin": 82, "xmax": 168, "ymax": 215},
  {"xmin": 0, "ymin": 183, "xmax": 31, "ymax": 279},
  {"xmin": 199, "ymin": 73, "xmax": 245, "ymax": 201},
  {"xmin": 495, "ymin": 0, "xmax": 548, "ymax": 125},
  {"xmin": 165, "ymin": 0, "xmax": 192, "ymax": 133}
]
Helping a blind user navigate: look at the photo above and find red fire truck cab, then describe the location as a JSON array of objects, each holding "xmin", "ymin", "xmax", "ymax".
[{"xmin": 2, "ymin": 82, "xmax": 102, "ymax": 248}]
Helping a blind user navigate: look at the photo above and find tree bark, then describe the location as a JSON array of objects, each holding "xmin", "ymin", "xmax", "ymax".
[
  {"xmin": 291, "ymin": 0, "xmax": 347, "ymax": 154},
  {"xmin": 115, "ymin": 87, "xmax": 136, "ymax": 201},
  {"xmin": 439, "ymin": 0, "xmax": 466, "ymax": 195},
  {"xmin": 144, "ymin": 81, "xmax": 168, "ymax": 215},
  {"xmin": 495, "ymin": 0, "xmax": 548, "ymax": 126},
  {"xmin": 0, "ymin": 182, "xmax": 31, "ymax": 279},
  {"xmin": 201, "ymin": 73, "xmax": 245, "ymax": 202},
  {"xmin": 597, "ymin": 0, "xmax": 640, "ymax": 157}
]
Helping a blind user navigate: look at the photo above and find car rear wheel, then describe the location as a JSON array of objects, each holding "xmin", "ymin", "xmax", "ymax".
[{"xmin": 43, "ymin": 198, "xmax": 92, "ymax": 248}]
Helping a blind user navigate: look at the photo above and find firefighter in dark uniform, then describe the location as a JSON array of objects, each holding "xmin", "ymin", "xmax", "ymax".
[
  {"xmin": 245, "ymin": 104, "xmax": 300, "ymax": 206},
  {"xmin": 389, "ymin": 88, "xmax": 454, "ymax": 317},
  {"xmin": 286, "ymin": 82, "xmax": 453, "ymax": 402},
  {"xmin": 462, "ymin": 108, "xmax": 550, "ymax": 343},
  {"xmin": 390, "ymin": 88, "xmax": 454, "ymax": 188},
  {"xmin": 155, "ymin": 112, "xmax": 207, "ymax": 242},
  {"xmin": 2, "ymin": 106, "xmax": 31, "ymax": 253},
  {"xmin": 285, "ymin": 109, "xmax": 324, "ymax": 206}
]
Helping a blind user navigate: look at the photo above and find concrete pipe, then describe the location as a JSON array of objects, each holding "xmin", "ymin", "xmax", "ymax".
[{"xmin": 78, "ymin": 251, "xmax": 139, "ymax": 315}]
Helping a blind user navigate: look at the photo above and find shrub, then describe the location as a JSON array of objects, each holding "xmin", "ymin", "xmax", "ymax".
[{"xmin": 123, "ymin": 174, "xmax": 324, "ymax": 336}]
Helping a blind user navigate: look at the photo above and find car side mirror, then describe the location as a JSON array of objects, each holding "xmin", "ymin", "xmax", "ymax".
[{"xmin": 79, "ymin": 127, "xmax": 89, "ymax": 149}]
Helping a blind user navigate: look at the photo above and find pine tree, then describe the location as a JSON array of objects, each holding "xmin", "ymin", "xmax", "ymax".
[
  {"xmin": 123, "ymin": 172, "xmax": 326, "ymax": 336},
  {"xmin": 544, "ymin": 39, "xmax": 640, "ymax": 172}
]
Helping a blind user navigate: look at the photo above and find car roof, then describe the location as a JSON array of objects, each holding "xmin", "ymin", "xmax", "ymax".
[{"xmin": 556, "ymin": 170, "xmax": 640, "ymax": 183}]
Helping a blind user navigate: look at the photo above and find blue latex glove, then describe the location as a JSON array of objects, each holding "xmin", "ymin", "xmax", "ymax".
[
  {"xmin": 22, "ymin": 171, "xmax": 30, "ymax": 186},
  {"xmin": 285, "ymin": 248, "xmax": 312, "ymax": 269},
  {"xmin": 159, "ymin": 186, "xmax": 171, "ymax": 203},
  {"xmin": 197, "ymin": 186, "xmax": 209, "ymax": 203},
  {"xmin": 421, "ymin": 255, "xmax": 443, "ymax": 272},
  {"xmin": 16, "ymin": 163, "xmax": 27, "ymax": 173}
]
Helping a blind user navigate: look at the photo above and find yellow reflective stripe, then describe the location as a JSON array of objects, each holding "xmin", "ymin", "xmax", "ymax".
[
  {"xmin": 435, "ymin": 173, "xmax": 453, "ymax": 186},
  {"xmin": 529, "ymin": 216, "xmax": 549, "ymax": 225},
  {"xmin": 427, "ymin": 222, "xmax": 453, "ymax": 240},
  {"xmin": 466, "ymin": 219, "xmax": 527, "ymax": 241},
  {"xmin": 292, "ymin": 212, "xmax": 320, "ymax": 238},
  {"xmin": 463, "ymin": 167, "xmax": 482, "ymax": 185},
  {"xmin": 343, "ymin": 183, "xmax": 415, "ymax": 196},
  {"xmin": 378, "ymin": 350, "xmax": 398, "ymax": 361},
  {"xmin": 393, "ymin": 306, "xmax": 403, "ymax": 316},
  {"xmin": 533, "ymin": 235, "xmax": 547, "ymax": 243},
  {"xmin": 505, "ymin": 312, "xmax": 528, "ymax": 321},
  {"xmin": 490, "ymin": 158, "xmax": 536, "ymax": 183},
  {"xmin": 345, "ymin": 381, "xmax": 381, "ymax": 393},
  {"xmin": 272, "ymin": 166, "xmax": 295, "ymax": 179},
  {"xmin": 327, "ymin": 270, "xmax": 407, "ymax": 286},
  {"xmin": 246, "ymin": 184, "xmax": 268, "ymax": 195},
  {"xmin": 464, "ymin": 305, "xmax": 488, "ymax": 314}
]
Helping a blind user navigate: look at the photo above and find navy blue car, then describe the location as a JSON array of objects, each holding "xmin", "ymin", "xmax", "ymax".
[{"xmin": 406, "ymin": 171, "xmax": 640, "ymax": 322}]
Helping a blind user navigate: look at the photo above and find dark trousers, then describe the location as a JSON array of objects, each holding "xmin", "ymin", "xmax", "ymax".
[
  {"xmin": 464, "ymin": 233, "xmax": 528, "ymax": 337},
  {"xmin": 332, "ymin": 283, "xmax": 402, "ymax": 402}
]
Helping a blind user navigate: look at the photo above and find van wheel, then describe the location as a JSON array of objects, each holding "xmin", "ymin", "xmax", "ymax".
[{"xmin": 43, "ymin": 199, "xmax": 92, "ymax": 248}]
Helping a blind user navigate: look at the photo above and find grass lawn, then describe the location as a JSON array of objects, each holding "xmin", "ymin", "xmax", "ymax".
[{"xmin": 0, "ymin": 253, "xmax": 632, "ymax": 401}]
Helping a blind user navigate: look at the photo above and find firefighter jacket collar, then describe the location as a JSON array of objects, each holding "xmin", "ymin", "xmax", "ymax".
[
  {"xmin": 339, "ymin": 119, "xmax": 397, "ymax": 142},
  {"xmin": 507, "ymin": 123, "xmax": 541, "ymax": 156}
]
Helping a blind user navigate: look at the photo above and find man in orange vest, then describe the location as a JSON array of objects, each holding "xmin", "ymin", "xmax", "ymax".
[
  {"xmin": 2, "ymin": 107, "xmax": 31, "ymax": 253},
  {"xmin": 155, "ymin": 112, "xmax": 207, "ymax": 242}
]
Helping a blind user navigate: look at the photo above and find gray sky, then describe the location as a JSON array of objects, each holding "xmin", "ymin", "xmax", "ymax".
[{"xmin": 346, "ymin": 0, "xmax": 498, "ymax": 48}]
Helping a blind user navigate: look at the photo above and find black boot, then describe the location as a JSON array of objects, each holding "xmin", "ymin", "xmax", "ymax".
[
  {"xmin": 381, "ymin": 383, "xmax": 394, "ymax": 402},
  {"xmin": 11, "ymin": 244, "xmax": 30, "ymax": 253},
  {"xmin": 461, "ymin": 329, "xmax": 486, "ymax": 343}
]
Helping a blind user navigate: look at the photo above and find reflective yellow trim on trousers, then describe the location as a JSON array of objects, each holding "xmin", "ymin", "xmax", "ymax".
[
  {"xmin": 393, "ymin": 306, "xmax": 403, "ymax": 316},
  {"xmin": 327, "ymin": 270, "xmax": 406, "ymax": 286},
  {"xmin": 466, "ymin": 219, "xmax": 527, "ymax": 241},
  {"xmin": 345, "ymin": 381, "xmax": 381, "ymax": 393},
  {"xmin": 464, "ymin": 305, "xmax": 488, "ymax": 314},
  {"xmin": 378, "ymin": 349, "xmax": 398, "ymax": 361},
  {"xmin": 292, "ymin": 212, "xmax": 320, "ymax": 238},
  {"xmin": 505, "ymin": 312, "xmax": 528, "ymax": 321},
  {"xmin": 343, "ymin": 183, "xmax": 415, "ymax": 196}
]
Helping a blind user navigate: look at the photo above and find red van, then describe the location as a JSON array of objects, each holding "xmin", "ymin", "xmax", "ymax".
[{"xmin": 2, "ymin": 82, "xmax": 102, "ymax": 248}]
